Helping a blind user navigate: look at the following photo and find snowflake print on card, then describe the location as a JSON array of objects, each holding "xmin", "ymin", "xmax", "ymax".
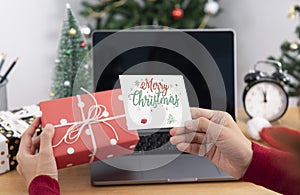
[{"xmin": 119, "ymin": 75, "xmax": 191, "ymax": 130}]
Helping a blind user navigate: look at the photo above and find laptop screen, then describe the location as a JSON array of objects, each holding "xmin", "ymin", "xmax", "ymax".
[{"xmin": 92, "ymin": 30, "xmax": 236, "ymax": 120}]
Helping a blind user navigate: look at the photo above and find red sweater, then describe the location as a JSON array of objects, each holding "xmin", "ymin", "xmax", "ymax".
[
  {"xmin": 29, "ymin": 175, "xmax": 60, "ymax": 195},
  {"xmin": 28, "ymin": 142, "xmax": 299, "ymax": 195},
  {"xmin": 242, "ymin": 142, "xmax": 300, "ymax": 195}
]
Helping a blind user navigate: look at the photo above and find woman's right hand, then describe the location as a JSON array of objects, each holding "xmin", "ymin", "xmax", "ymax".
[{"xmin": 170, "ymin": 107, "xmax": 253, "ymax": 179}]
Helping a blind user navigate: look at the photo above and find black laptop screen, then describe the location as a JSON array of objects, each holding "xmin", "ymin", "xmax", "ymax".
[{"xmin": 92, "ymin": 30, "xmax": 235, "ymax": 120}]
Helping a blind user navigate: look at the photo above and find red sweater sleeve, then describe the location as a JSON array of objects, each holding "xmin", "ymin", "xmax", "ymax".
[
  {"xmin": 28, "ymin": 175, "xmax": 60, "ymax": 195},
  {"xmin": 242, "ymin": 142, "xmax": 300, "ymax": 195}
]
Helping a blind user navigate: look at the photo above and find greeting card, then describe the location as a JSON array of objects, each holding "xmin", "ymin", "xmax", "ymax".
[{"xmin": 119, "ymin": 75, "xmax": 191, "ymax": 130}]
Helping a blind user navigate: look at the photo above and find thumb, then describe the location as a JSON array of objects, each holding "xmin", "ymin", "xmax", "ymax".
[{"xmin": 39, "ymin": 124, "xmax": 55, "ymax": 155}]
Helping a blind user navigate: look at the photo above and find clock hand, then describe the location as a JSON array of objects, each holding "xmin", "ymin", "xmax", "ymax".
[{"xmin": 262, "ymin": 90, "xmax": 267, "ymax": 103}]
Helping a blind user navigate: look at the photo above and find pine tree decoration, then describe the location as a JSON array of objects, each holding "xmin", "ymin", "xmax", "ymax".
[
  {"xmin": 80, "ymin": 0, "xmax": 220, "ymax": 30},
  {"xmin": 50, "ymin": 4, "xmax": 92, "ymax": 99},
  {"xmin": 167, "ymin": 113, "xmax": 176, "ymax": 124},
  {"xmin": 269, "ymin": 4, "xmax": 300, "ymax": 96}
]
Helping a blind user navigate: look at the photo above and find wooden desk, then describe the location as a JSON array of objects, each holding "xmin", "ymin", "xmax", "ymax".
[{"xmin": 1, "ymin": 107, "xmax": 299, "ymax": 194}]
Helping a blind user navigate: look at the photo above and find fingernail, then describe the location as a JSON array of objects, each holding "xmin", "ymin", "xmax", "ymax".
[
  {"xmin": 169, "ymin": 129, "xmax": 174, "ymax": 136},
  {"xmin": 169, "ymin": 137, "xmax": 175, "ymax": 145},
  {"xmin": 45, "ymin": 124, "xmax": 54, "ymax": 130},
  {"xmin": 169, "ymin": 137, "xmax": 173, "ymax": 143}
]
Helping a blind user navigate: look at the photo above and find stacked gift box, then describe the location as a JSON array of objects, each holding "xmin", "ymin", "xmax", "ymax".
[{"xmin": 0, "ymin": 105, "xmax": 41, "ymax": 174}]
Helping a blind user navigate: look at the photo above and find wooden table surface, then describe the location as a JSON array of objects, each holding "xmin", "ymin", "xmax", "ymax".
[{"xmin": 1, "ymin": 107, "xmax": 299, "ymax": 194}]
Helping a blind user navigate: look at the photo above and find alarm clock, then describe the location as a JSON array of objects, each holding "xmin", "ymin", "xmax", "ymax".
[{"xmin": 243, "ymin": 60, "xmax": 289, "ymax": 121}]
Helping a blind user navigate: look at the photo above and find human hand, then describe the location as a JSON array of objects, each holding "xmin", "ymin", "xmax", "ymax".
[
  {"xmin": 16, "ymin": 117, "xmax": 58, "ymax": 187},
  {"xmin": 260, "ymin": 126, "xmax": 300, "ymax": 170},
  {"xmin": 170, "ymin": 107, "xmax": 253, "ymax": 179}
]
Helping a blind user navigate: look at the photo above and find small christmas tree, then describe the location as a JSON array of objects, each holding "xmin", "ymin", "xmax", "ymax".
[
  {"xmin": 167, "ymin": 113, "xmax": 176, "ymax": 124},
  {"xmin": 50, "ymin": 4, "xmax": 92, "ymax": 99},
  {"xmin": 268, "ymin": 4, "xmax": 300, "ymax": 96},
  {"xmin": 80, "ymin": 0, "xmax": 220, "ymax": 30}
]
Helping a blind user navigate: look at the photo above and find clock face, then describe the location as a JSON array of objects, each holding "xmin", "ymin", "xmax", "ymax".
[{"xmin": 244, "ymin": 81, "xmax": 288, "ymax": 121}]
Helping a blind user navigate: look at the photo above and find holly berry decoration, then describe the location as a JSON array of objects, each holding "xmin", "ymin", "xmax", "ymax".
[
  {"xmin": 141, "ymin": 118, "xmax": 147, "ymax": 124},
  {"xmin": 172, "ymin": 7, "xmax": 184, "ymax": 20},
  {"xmin": 80, "ymin": 41, "xmax": 86, "ymax": 48}
]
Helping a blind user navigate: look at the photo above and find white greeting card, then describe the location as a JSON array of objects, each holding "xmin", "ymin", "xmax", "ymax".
[{"xmin": 119, "ymin": 75, "xmax": 191, "ymax": 130}]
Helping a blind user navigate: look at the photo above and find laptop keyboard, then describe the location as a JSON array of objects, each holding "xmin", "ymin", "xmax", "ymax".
[{"xmin": 134, "ymin": 132, "xmax": 180, "ymax": 155}]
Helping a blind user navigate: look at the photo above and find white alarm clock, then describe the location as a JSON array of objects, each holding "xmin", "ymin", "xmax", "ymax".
[{"xmin": 243, "ymin": 60, "xmax": 289, "ymax": 121}]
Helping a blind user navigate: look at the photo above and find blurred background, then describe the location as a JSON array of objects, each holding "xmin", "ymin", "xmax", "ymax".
[{"xmin": 0, "ymin": 0, "xmax": 299, "ymax": 110}]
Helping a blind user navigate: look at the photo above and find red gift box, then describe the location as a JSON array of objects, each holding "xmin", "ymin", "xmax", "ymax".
[{"xmin": 39, "ymin": 89, "xmax": 139, "ymax": 169}]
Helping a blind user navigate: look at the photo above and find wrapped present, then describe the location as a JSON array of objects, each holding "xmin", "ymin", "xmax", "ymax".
[
  {"xmin": 0, "ymin": 105, "xmax": 41, "ymax": 174},
  {"xmin": 39, "ymin": 88, "xmax": 139, "ymax": 169}
]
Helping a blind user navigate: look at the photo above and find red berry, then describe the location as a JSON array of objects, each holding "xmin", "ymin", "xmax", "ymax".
[
  {"xmin": 172, "ymin": 8, "xmax": 183, "ymax": 20},
  {"xmin": 80, "ymin": 42, "xmax": 86, "ymax": 48},
  {"xmin": 141, "ymin": 118, "xmax": 147, "ymax": 124}
]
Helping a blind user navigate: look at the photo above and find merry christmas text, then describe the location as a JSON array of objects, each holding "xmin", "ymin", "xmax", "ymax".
[
  {"xmin": 140, "ymin": 78, "xmax": 169, "ymax": 97},
  {"xmin": 129, "ymin": 90, "xmax": 179, "ymax": 108}
]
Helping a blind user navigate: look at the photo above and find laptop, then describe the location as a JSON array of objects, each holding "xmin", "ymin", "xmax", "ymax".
[{"xmin": 91, "ymin": 29, "xmax": 236, "ymax": 185}]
